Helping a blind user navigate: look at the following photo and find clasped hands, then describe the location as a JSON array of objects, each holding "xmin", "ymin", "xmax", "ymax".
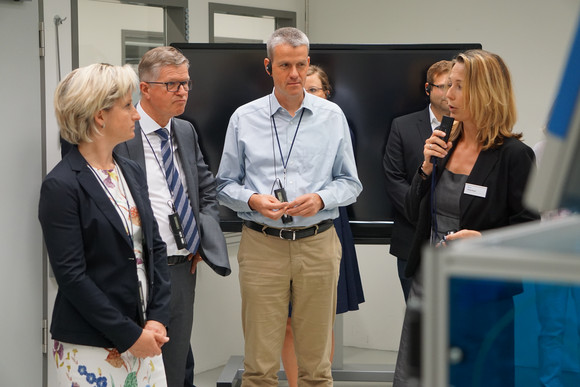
[
  {"xmin": 128, "ymin": 320, "xmax": 169, "ymax": 358},
  {"xmin": 249, "ymin": 193, "xmax": 324, "ymax": 220}
]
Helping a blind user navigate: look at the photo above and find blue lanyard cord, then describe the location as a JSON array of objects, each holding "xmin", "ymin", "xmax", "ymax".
[
  {"xmin": 430, "ymin": 160, "xmax": 439, "ymax": 245},
  {"xmin": 271, "ymin": 108, "xmax": 305, "ymax": 175}
]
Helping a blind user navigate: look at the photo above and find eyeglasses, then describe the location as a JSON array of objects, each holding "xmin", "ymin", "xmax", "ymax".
[
  {"xmin": 306, "ymin": 87, "xmax": 324, "ymax": 94},
  {"xmin": 145, "ymin": 80, "xmax": 192, "ymax": 92},
  {"xmin": 429, "ymin": 83, "xmax": 449, "ymax": 91}
]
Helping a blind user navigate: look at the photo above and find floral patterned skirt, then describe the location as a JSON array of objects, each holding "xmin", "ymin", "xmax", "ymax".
[{"xmin": 52, "ymin": 340, "xmax": 167, "ymax": 387}]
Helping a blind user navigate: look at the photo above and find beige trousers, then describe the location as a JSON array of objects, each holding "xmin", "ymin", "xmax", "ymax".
[{"xmin": 237, "ymin": 224, "xmax": 341, "ymax": 387}]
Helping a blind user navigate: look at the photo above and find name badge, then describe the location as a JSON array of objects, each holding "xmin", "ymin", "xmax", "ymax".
[{"xmin": 464, "ymin": 183, "xmax": 487, "ymax": 198}]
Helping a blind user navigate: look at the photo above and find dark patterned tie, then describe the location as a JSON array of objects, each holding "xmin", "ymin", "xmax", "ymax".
[{"xmin": 155, "ymin": 128, "xmax": 200, "ymax": 254}]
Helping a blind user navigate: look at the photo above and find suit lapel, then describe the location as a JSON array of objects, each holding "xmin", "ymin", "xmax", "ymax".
[
  {"xmin": 461, "ymin": 147, "xmax": 500, "ymax": 216},
  {"xmin": 413, "ymin": 107, "xmax": 432, "ymax": 146},
  {"xmin": 172, "ymin": 119, "xmax": 200, "ymax": 215},
  {"xmin": 172, "ymin": 119, "xmax": 193, "ymax": 168},
  {"xmin": 70, "ymin": 149, "xmax": 134, "ymax": 249}
]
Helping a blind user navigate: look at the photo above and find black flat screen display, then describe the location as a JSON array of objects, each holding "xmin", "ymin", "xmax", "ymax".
[{"xmin": 172, "ymin": 43, "xmax": 481, "ymax": 243}]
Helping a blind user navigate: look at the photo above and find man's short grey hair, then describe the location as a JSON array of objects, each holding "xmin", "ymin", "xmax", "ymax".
[
  {"xmin": 266, "ymin": 27, "xmax": 309, "ymax": 60},
  {"xmin": 138, "ymin": 46, "xmax": 189, "ymax": 82}
]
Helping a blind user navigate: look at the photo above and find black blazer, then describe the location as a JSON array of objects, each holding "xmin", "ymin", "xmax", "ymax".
[
  {"xmin": 39, "ymin": 147, "xmax": 171, "ymax": 353},
  {"xmin": 405, "ymin": 136, "xmax": 540, "ymax": 278},
  {"xmin": 114, "ymin": 118, "xmax": 231, "ymax": 277},
  {"xmin": 383, "ymin": 107, "xmax": 432, "ymax": 260}
]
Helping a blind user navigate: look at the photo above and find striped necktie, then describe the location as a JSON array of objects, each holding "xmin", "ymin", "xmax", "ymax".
[{"xmin": 155, "ymin": 128, "xmax": 200, "ymax": 254}]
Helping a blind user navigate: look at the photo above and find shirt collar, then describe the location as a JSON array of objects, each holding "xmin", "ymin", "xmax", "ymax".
[
  {"xmin": 136, "ymin": 102, "xmax": 173, "ymax": 134},
  {"xmin": 269, "ymin": 88, "xmax": 313, "ymax": 117},
  {"xmin": 301, "ymin": 91, "xmax": 315, "ymax": 113},
  {"xmin": 428, "ymin": 104, "xmax": 440, "ymax": 131}
]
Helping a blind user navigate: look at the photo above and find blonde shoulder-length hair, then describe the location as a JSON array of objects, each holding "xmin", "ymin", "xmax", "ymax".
[
  {"xmin": 449, "ymin": 49, "xmax": 522, "ymax": 149},
  {"xmin": 54, "ymin": 63, "xmax": 138, "ymax": 145}
]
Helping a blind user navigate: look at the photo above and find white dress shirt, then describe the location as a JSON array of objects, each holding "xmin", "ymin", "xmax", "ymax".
[
  {"xmin": 137, "ymin": 102, "xmax": 191, "ymax": 257},
  {"xmin": 429, "ymin": 104, "xmax": 441, "ymax": 131}
]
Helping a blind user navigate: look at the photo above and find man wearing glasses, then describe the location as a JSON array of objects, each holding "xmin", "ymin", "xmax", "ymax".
[
  {"xmin": 116, "ymin": 46, "xmax": 230, "ymax": 387},
  {"xmin": 383, "ymin": 59, "xmax": 452, "ymax": 302}
]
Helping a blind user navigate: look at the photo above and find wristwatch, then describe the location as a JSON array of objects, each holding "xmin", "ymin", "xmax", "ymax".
[{"xmin": 418, "ymin": 164, "xmax": 429, "ymax": 180}]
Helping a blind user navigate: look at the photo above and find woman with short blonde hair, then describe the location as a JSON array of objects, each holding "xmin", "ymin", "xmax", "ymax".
[
  {"xmin": 55, "ymin": 63, "xmax": 138, "ymax": 144},
  {"xmin": 41, "ymin": 63, "xmax": 171, "ymax": 387}
]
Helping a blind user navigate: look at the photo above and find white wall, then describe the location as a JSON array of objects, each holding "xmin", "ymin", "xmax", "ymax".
[
  {"xmin": 43, "ymin": 0, "xmax": 75, "ymax": 384},
  {"xmin": 77, "ymin": 0, "xmax": 163, "ymax": 66},
  {"xmin": 191, "ymin": 236, "xmax": 245, "ymax": 371},
  {"xmin": 44, "ymin": 0, "xmax": 73, "ymax": 190},
  {"xmin": 343, "ymin": 245, "xmax": 406, "ymax": 350},
  {"xmin": 0, "ymin": 1, "xmax": 43, "ymax": 385},
  {"xmin": 214, "ymin": 13, "xmax": 276, "ymax": 42},
  {"xmin": 188, "ymin": 0, "xmax": 306, "ymax": 42},
  {"xmin": 307, "ymin": 0, "xmax": 580, "ymax": 148}
]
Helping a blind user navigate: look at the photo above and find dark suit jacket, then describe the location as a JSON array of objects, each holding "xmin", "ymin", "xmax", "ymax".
[
  {"xmin": 115, "ymin": 118, "xmax": 231, "ymax": 277},
  {"xmin": 39, "ymin": 146, "xmax": 171, "ymax": 353},
  {"xmin": 383, "ymin": 107, "xmax": 432, "ymax": 260},
  {"xmin": 404, "ymin": 136, "xmax": 540, "ymax": 278}
]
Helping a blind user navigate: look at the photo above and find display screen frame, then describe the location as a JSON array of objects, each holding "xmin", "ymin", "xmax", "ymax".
[{"xmin": 172, "ymin": 42, "xmax": 482, "ymax": 244}]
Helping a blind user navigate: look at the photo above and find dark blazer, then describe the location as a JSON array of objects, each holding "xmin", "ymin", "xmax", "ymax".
[
  {"xmin": 38, "ymin": 146, "xmax": 171, "ymax": 353},
  {"xmin": 383, "ymin": 107, "xmax": 432, "ymax": 260},
  {"xmin": 405, "ymin": 136, "xmax": 540, "ymax": 278},
  {"xmin": 115, "ymin": 118, "xmax": 231, "ymax": 277}
]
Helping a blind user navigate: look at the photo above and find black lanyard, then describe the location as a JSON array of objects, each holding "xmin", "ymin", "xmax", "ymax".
[{"xmin": 271, "ymin": 108, "xmax": 305, "ymax": 180}]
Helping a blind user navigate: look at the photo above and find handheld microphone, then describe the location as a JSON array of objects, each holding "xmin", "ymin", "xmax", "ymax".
[{"xmin": 431, "ymin": 115, "xmax": 454, "ymax": 164}]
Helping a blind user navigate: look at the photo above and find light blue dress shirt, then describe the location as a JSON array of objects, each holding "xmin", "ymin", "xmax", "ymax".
[{"xmin": 216, "ymin": 90, "xmax": 362, "ymax": 228}]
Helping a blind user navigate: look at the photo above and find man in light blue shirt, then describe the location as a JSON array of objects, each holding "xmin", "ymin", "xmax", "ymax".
[{"xmin": 216, "ymin": 27, "xmax": 362, "ymax": 387}]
